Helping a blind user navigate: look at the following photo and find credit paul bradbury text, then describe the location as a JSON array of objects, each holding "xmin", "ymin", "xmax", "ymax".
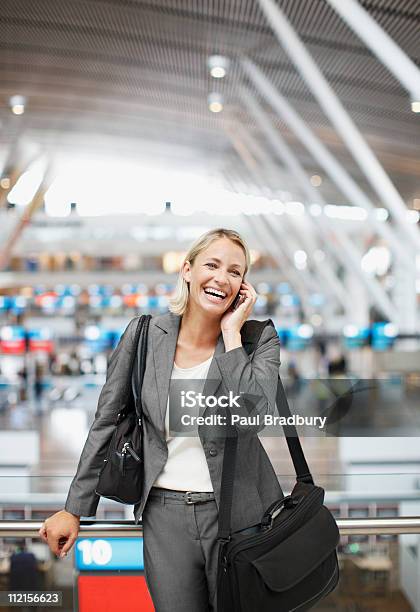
[{"xmin": 179, "ymin": 413, "xmax": 328, "ymax": 429}]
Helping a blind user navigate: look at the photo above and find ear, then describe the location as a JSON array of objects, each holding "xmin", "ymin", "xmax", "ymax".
[{"xmin": 182, "ymin": 260, "xmax": 192, "ymax": 284}]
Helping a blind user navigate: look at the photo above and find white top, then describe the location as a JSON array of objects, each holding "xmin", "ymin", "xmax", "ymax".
[{"xmin": 153, "ymin": 354, "xmax": 214, "ymax": 492}]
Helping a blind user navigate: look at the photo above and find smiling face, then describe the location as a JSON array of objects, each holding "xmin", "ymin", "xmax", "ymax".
[{"xmin": 182, "ymin": 237, "xmax": 246, "ymax": 317}]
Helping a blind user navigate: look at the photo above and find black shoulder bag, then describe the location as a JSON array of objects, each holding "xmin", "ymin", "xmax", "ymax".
[
  {"xmin": 95, "ymin": 314, "xmax": 151, "ymax": 505},
  {"xmin": 217, "ymin": 319, "xmax": 340, "ymax": 612}
]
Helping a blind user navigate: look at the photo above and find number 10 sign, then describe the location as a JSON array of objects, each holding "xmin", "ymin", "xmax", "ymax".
[{"xmin": 75, "ymin": 538, "xmax": 145, "ymax": 571}]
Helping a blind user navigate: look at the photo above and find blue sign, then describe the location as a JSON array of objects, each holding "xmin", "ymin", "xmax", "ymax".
[
  {"xmin": 84, "ymin": 326, "xmax": 113, "ymax": 352},
  {"xmin": 75, "ymin": 537, "xmax": 144, "ymax": 571},
  {"xmin": 147, "ymin": 295, "xmax": 159, "ymax": 309},
  {"xmin": 112, "ymin": 327, "xmax": 126, "ymax": 348},
  {"xmin": 254, "ymin": 295, "xmax": 268, "ymax": 315},
  {"xmin": 0, "ymin": 296, "xmax": 11, "ymax": 311},
  {"xmin": 28, "ymin": 328, "xmax": 53, "ymax": 341},
  {"xmin": 371, "ymin": 322, "xmax": 398, "ymax": 351},
  {"xmin": 342, "ymin": 325, "xmax": 370, "ymax": 349},
  {"xmin": 275, "ymin": 327, "xmax": 288, "ymax": 347},
  {"xmin": 286, "ymin": 325, "xmax": 314, "ymax": 351},
  {"xmin": 0, "ymin": 325, "xmax": 25, "ymax": 341},
  {"xmin": 280, "ymin": 294, "xmax": 300, "ymax": 308},
  {"xmin": 276, "ymin": 283, "xmax": 291, "ymax": 295},
  {"xmin": 10, "ymin": 296, "xmax": 27, "ymax": 313},
  {"xmin": 157, "ymin": 295, "xmax": 168, "ymax": 311}
]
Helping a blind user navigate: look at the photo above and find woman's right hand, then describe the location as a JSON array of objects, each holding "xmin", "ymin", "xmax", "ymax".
[{"xmin": 38, "ymin": 510, "xmax": 80, "ymax": 558}]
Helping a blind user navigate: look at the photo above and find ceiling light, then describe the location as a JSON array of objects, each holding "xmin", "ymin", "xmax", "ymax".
[
  {"xmin": 375, "ymin": 207, "xmax": 389, "ymax": 221},
  {"xmin": 271, "ymin": 199, "xmax": 285, "ymax": 215},
  {"xmin": 343, "ymin": 325, "xmax": 359, "ymax": 338},
  {"xmin": 0, "ymin": 177, "xmax": 10, "ymax": 190},
  {"xmin": 309, "ymin": 203, "xmax": 322, "ymax": 216},
  {"xmin": 211, "ymin": 66, "xmax": 226, "ymax": 78},
  {"xmin": 310, "ymin": 174, "xmax": 322, "ymax": 187},
  {"xmin": 411, "ymin": 98, "xmax": 420, "ymax": 113},
  {"xmin": 9, "ymin": 94, "xmax": 26, "ymax": 115},
  {"xmin": 324, "ymin": 204, "xmax": 367, "ymax": 221},
  {"xmin": 285, "ymin": 201, "xmax": 305, "ymax": 216},
  {"xmin": 294, "ymin": 250, "xmax": 307, "ymax": 270},
  {"xmin": 310, "ymin": 314, "xmax": 323, "ymax": 327},
  {"xmin": 208, "ymin": 92, "xmax": 223, "ymax": 113},
  {"xmin": 361, "ymin": 246, "xmax": 391, "ymax": 276},
  {"xmin": 406, "ymin": 210, "xmax": 419, "ymax": 224},
  {"xmin": 383, "ymin": 323, "xmax": 398, "ymax": 338},
  {"xmin": 208, "ymin": 55, "xmax": 229, "ymax": 79},
  {"xmin": 297, "ymin": 324, "xmax": 313, "ymax": 339}
]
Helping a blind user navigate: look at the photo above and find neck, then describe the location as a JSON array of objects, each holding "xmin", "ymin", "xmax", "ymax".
[{"xmin": 178, "ymin": 305, "xmax": 221, "ymax": 348}]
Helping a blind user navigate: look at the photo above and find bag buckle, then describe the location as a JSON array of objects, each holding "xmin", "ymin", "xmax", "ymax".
[{"xmin": 261, "ymin": 495, "xmax": 300, "ymax": 531}]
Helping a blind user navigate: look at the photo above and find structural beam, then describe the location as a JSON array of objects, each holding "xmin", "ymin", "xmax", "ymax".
[
  {"xmin": 225, "ymin": 129, "xmax": 314, "ymax": 317},
  {"xmin": 220, "ymin": 166, "xmax": 308, "ymax": 312},
  {"xmin": 236, "ymin": 125, "xmax": 349, "ymax": 312},
  {"xmin": 0, "ymin": 164, "xmax": 52, "ymax": 271},
  {"xmin": 257, "ymin": 214, "xmax": 314, "ymax": 320},
  {"xmin": 227, "ymin": 127, "xmax": 319, "ymax": 294},
  {"xmin": 240, "ymin": 90, "xmax": 399, "ymax": 323},
  {"xmin": 0, "ymin": 145, "xmax": 38, "ymax": 210},
  {"xmin": 244, "ymin": 213, "xmax": 313, "ymax": 321},
  {"xmin": 256, "ymin": 0, "xmax": 420, "ymax": 252},
  {"xmin": 327, "ymin": 0, "xmax": 420, "ymax": 101},
  {"xmin": 241, "ymin": 59, "xmax": 414, "ymax": 270}
]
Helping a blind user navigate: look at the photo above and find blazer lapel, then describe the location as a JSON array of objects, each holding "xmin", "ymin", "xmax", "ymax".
[{"xmin": 152, "ymin": 312, "xmax": 181, "ymax": 430}]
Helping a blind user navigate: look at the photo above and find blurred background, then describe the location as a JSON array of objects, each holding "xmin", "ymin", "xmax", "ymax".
[{"xmin": 0, "ymin": 0, "xmax": 420, "ymax": 610}]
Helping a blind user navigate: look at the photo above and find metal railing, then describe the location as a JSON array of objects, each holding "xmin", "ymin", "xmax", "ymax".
[{"xmin": 1, "ymin": 517, "xmax": 420, "ymax": 537}]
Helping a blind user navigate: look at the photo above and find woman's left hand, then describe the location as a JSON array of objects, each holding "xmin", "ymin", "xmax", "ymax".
[{"xmin": 220, "ymin": 280, "xmax": 258, "ymax": 334}]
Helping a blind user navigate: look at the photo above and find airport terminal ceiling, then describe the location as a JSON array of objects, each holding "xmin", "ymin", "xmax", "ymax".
[
  {"xmin": 0, "ymin": 0, "xmax": 419, "ymax": 314},
  {"xmin": 0, "ymin": 0, "xmax": 419, "ymax": 204}
]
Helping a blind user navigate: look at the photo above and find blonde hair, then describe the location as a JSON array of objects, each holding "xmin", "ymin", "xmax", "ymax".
[{"xmin": 168, "ymin": 228, "xmax": 251, "ymax": 315}]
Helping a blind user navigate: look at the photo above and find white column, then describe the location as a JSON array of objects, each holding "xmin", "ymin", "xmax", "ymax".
[
  {"xmin": 393, "ymin": 261, "xmax": 418, "ymax": 334},
  {"xmin": 345, "ymin": 273, "xmax": 369, "ymax": 327}
]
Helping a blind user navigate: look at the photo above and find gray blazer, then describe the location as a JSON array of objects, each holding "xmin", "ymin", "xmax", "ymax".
[{"xmin": 65, "ymin": 311, "xmax": 284, "ymax": 531}]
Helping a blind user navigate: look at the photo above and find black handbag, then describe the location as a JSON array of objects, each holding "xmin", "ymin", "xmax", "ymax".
[
  {"xmin": 95, "ymin": 314, "xmax": 151, "ymax": 505},
  {"xmin": 217, "ymin": 320, "xmax": 340, "ymax": 612}
]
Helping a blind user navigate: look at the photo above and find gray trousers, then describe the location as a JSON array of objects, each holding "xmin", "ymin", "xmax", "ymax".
[{"xmin": 142, "ymin": 488, "xmax": 220, "ymax": 612}]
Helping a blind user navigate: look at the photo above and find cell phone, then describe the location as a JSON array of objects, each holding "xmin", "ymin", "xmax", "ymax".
[{"xmin": 231, "ymin": 290, "xmax": 241, "ymax": 311}]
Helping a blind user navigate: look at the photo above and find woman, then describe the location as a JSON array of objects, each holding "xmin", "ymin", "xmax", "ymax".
[{"xmin": 39, "ymin": 228, "xmax": 283, "ymax": 611}]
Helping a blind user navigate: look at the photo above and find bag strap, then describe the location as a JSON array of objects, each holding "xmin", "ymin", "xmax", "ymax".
[
  {"xmin": 217, "ymin": 320, "xmax": 313, "ymax": 541},
  {"xmin": 136, "ymin": 314, "xmax": 152, "ymax": 421},
  {"xmin": 118, "ymin": 314, "xmax": 151, "ymax": 423}
]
